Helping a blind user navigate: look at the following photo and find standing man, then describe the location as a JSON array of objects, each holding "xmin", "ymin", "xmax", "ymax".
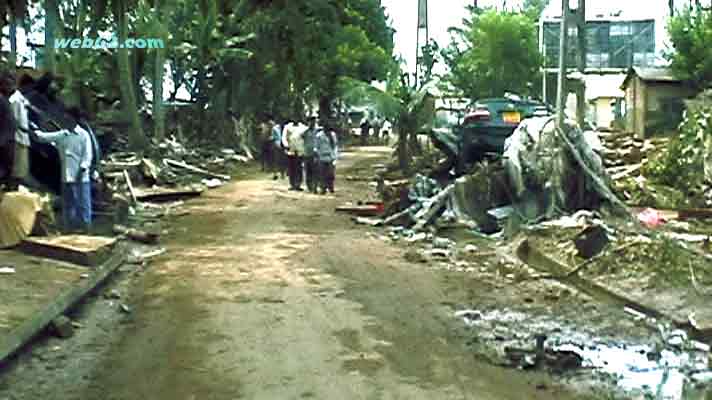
[
  {"xmin": 0, "ymin": 72, "xmax": 16, "ymax": 184},
  {"xmin": 31, "ymin": 124, "xmax": 91, "ymax": 232},
  {"xmin": 8, "ymin": 74, "xmax": 33, "ymax": 189},
  {"xmin": 282, "ymin": 120, "xmax": 306, "ymax": 191},
  {"xmin": 271, "ymin": 119, "xmax": 286, "ymax": 180},
  {"xmin": 315, "ymin": 123, "xmax": 339, "ymax": 194},
  {"xmin": 303, "ymin": 116, "xmax": 319, "ymax": 193},
  {"xmin": 359, "ymin": 118, "xmax": 371, "ymax": 146},
  {"xmin": 69, "ymin": 106, "xmax": 100, "ymax": 231}
]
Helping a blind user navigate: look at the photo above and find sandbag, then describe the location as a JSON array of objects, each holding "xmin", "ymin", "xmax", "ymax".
[{"xmin": 0, "ymin": 189, "xmax": 43, "ymax": 248}]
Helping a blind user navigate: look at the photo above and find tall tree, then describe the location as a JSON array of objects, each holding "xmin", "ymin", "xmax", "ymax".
[
  {"xmin": 443, "ymin": 8, "xmax": 541, "ymax": 99},
  {"xmin": 44, "ymin": 0, "xmax": 58, "ymax": 74},
  {"xmin": 668, "ymin": 7, "xmax": 712, "ymax": 89},
  {"xmin": 90, "ymin": 0, "xmax": 147, "ymax": 150}
]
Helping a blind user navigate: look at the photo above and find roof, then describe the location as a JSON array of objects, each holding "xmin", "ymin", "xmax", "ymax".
[
  {"xmin": 621, "ymin": 67, "xmax": 683, "ymax": 88},
  {"xmin": 581, "ymin": 73, "xmax": 626, "ymax": 100},
  {"xmin": 540, "ymin": 0, "xmax": 670, "ymax": 22}
]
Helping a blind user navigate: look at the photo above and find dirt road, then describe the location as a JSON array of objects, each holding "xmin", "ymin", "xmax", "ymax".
[{"xmin": 0, "ymin": 147, "xmax": 588, "ymax": 400}]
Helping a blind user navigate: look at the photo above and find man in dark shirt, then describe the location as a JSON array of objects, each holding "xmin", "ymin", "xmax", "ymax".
[{"xmin": 0, "ymin": 72, "xmax": 17, "ymax": 183}]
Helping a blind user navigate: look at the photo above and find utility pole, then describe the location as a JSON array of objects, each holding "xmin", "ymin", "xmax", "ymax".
[
  {"xmin": 556, "ymin": 0, "xmax": 569, "ymax": 129},
  {"xmin": 576, "ymin": 0, "xmax": 586, "ymax": 128},
  {"xmin": 415, "ymin": 0, "xmax": 429, "ymax": 88}
]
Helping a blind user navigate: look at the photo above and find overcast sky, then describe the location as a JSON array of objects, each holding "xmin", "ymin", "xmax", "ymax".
[
  {"xmin": 381, "ymin": 0, "xmax": 526, "ymax": 75},
  {"xmin": 380, "ymin": 0, "xmax": 704, "ymax": 75}
]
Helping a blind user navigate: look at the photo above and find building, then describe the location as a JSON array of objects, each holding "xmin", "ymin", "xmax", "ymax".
[
  {"xmin": 584, "ymin": 74, "xmax": 626, "ymax": 130},
  {"xmin": 538, "ymin": 0, "xmax": 694, "ymax": 125},
  {"xmin": 621, "ymin": 67, "xmax": 697, "ymax": 138}
]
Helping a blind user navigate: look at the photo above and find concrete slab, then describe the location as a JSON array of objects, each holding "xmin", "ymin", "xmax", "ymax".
[{"xmin": 18, "ymin": 235, "xmax": 117, "ymax": 267}]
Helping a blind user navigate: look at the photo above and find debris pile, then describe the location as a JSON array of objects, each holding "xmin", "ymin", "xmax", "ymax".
[{"xmin": 360, "ymin": 117, "xmax": 621, "ymax": 235}]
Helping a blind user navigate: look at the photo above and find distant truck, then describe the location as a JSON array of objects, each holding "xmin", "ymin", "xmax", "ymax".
[{"xmin": 455, "ymin": 97, "xmax": 552, "ymax": 169}]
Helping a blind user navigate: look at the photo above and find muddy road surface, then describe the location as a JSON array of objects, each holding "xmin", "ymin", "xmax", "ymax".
[{"xmin": 0, "ymin": 147, "xmax": 589, "ymax": 400}]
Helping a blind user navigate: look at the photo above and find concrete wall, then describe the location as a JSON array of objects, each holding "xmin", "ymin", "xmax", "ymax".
[
  {"xmin": 625, "ymin": 76, "xmax": 646, "ymax": 137},
  {"xmin": 626, "ymin": 77, "xmax": 697, "ymax": 137},
  {"xmin": 591, "ymin": 97, "xmax": 618, "ymax": 130}
]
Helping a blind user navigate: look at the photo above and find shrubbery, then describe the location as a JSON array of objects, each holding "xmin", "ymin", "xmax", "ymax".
[{"xmin": 645, "ymin": 90, "xmax": 712, "ymax": 192}]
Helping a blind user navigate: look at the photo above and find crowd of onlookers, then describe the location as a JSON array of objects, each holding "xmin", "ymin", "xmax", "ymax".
[
  {"xmin": 263, "ymin": 116, "xmax": 339, "ymax": 194},
  {"xmin": 0, "ymin": 70, "xmax": 100, "ymax": 233}
]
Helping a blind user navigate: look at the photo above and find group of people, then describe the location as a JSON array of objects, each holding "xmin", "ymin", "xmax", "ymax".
[
  {"xmin": 0, "ymin": 70, "xmax": 100, "ymax": 233},
  {"xmin": 264, "ymin": 116, "xmax": 339, "ymax": 194}
]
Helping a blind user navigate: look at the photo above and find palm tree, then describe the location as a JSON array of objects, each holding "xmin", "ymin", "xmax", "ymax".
[
  {"xmin": 91, "ymin": 0, "xmax": 147, "ymax": 150},
  {"xmin": 339, "ymin": 75, "xmax": 438, "ymax": 174}
]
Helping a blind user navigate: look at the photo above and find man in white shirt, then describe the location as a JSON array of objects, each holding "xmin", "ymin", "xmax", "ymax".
[
  {"xmin": 31, "ymin": 124, "xmax": 92, "ymax": 232},
  {"xmin": 8, "ymin": 84, "xmax": 31, "ymax": 185},
  {"xmin": 282, "ymin": 120, "xmax": 307, "ymax": 191}
]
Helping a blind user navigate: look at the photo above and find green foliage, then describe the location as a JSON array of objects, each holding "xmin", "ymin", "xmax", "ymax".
[
  {"xmin": 442, "ymin": 8, "xmax": 541, "ymax": 100},
  {"xmin": 227, "ymin": 0, "xmax": 393, "ymax": 120},
  {"xmin": 668, "ymin": 7, "xmax": 712, "ymax": 89},
  {"xmin": 651, "ymin": 237, "xmax": 691, "ymax": 286},
  {"xmin": 521, "ymin": 0, "xmax": 549, "ymax": 21},
  {"xmin": 23, "ymin": 0, "xmax": 394, "ymax": 149},
  {"xmin": 645, "ymin": 91, "xmax": 712, "ymax": 192}
]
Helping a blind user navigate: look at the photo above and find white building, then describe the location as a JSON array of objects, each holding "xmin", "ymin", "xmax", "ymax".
[{"xmin": 538, "ymin": 0, "xmax": 706, "ymax": 128}]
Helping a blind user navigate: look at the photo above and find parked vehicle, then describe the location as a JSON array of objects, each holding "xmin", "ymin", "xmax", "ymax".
[{"xmin": 455, "ymin": 97, "xmax": 552, "ymax": 168}]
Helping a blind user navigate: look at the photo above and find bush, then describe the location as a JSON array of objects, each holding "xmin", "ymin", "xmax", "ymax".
[{"xmin": 645, "ymin": 90, "xmax": 712, "ymax": 191}]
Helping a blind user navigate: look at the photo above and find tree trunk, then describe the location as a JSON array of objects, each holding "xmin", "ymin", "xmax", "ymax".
[
  {"xmin": 153, "ymin": 0, "xmax": 166, "ymax": 141},
  {"xmin": 44, "ymin": 0, "xmax": 57, "ymax": 74},
  {"xmin": 9, "ymin": 14, "xmax": 17, "ymax": 67},
  {"xmin": 397, "ymin": 125, "xmax": 410, "ymax": 174},
  {"xmin": 153, "ymin": 48, "xmax": 166, "ymax": 141},
  {"xmin": 116, "ymin": 2, "xmax": 147, "ymax": 151}
]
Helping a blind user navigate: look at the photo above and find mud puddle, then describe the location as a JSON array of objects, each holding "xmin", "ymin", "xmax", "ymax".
[{"xmin": 455, "ymin": 308, "xmax": 712, "ymax": 399}]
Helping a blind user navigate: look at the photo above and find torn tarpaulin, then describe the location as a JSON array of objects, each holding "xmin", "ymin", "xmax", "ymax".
[{"xmin": 503, "ymin": 116, "xmax": 622, "ymax": 221}]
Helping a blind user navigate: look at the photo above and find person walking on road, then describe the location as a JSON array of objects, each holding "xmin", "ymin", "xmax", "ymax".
[
  {"xmin": 282, "ymin": 120, "xmax": 306, "ymax": 191},
  {"xmin": 359, "ymin": 119, "xmax": 371, "ymax": 146},
  {"xmin": 315, "ymin": 123, "xmax": 339, "ymax": 194},
  {"xmin": 271, "ymin": 119, "xmax": 287, "ymax": 180},
  {"xmin": 303, "ymin": 116, "xmax": 319, "ymax": 193}
]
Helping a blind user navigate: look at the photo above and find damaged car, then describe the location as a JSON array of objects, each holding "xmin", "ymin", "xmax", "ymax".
[{"xmin": 456, "ymin": 97, "xmax": 552, "ymax": 169}]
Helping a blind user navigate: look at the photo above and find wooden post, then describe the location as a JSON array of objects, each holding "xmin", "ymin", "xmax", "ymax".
[{"xmin": 556, "ymin": 0, "xmax": 570, "ymax": 129}]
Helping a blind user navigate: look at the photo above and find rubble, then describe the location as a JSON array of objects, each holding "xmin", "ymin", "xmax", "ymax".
[
  {"xmin": 49, "ymin": 316, "xmax": 75, "ymax": 339},
  {"xmin": 0, "ymin": 266, "xmax": 16, "ymax": 274}
]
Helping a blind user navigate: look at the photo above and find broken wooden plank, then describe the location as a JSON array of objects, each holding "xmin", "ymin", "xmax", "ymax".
[
  {"xmin": 609, "ymin": 163, "xmax": 642, "ymax": 180},
  {"xmin": 678, "ymin": 208, "xmax": 712, "ymax": 220},
  {"xmin": 353, "ymin": 216, "xmax": 384, "ymax": 226},
  {"xmin": 140, "ymin": 158, "xmax": 160, "ymax": 182},
  {"xmin": 113, "ymin": 225, "xmax": 160, "ymax": 245},
  {"xmin": 133, "ymin": 186, "xmax": 204, "ymax": 203},
  {"xmin": 412, "ymin": 186, "xmax": 455, "ymax": 231},
  {"xmin": 128, "ymin": 247, "xmax": 167, "ymax": 264},
  {"xmin": 163, "ymin": 158, "xmax": 230, "ymax": 181},
  {"xmin": 123, "ymin": 169, "xmax": 138, "ymax": 204},
  {"xmin": 335, "ymin": 204, "xmax": 383, "ymax": 217},
  {"xmin": 18, "ymin": 235, "xmax": 117, "ymax": 267},
  {"xmin": 0, "ymin": 245, "xmax": 126, "ymax": 366}
]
